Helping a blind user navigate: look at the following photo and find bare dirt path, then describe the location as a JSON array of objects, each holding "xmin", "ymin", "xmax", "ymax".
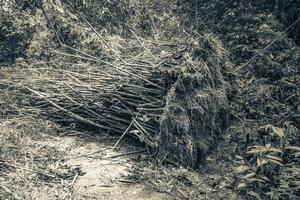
[
  {"xmin": 0, "ymin": 117, "xmax": 172, "ymax": 200},
  {"xmin": 40, "ymin": 132, "xmax": 172, "ymax": 200},
  {"xmin": 0, "ymin": 115, "xmax": 239, "ymax": 200}
]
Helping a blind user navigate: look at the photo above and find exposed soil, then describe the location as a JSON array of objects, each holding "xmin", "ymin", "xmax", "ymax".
[{"xmin": 41, "ymin": 133, "xmax": 172, "ymax": 199}]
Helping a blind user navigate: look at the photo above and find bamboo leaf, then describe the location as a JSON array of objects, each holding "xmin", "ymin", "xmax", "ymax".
[
  {"xmin": 257, "ymin": 158, "xmax": 268, "ymax": 167},
  {"xmin": 286, "ymin": 146, "xmax": 300, "ymax": 151},
  {"xmin": 236, "ymin": 165, "xmax": 250, "ymax": 174},
  {"xmin": 267, "ymin": 158, "xmax": 283, "ymax": 166},
  {"xmin": 267, "ymin": 147, "xmax": 283, "ymax": 154},
  {"xmin": 248, "ymin": 191, "xmax": 262, "ymax": 200},
  {"xmin": 237, "ymin": 182, "xmax": 247, "ymax": 189},
  {"xmin": 272, "ymin": 127, "xmax": 285, "ymax": 138},
  {"xmin": 247, "ymin": 146, "xmax": 264, "ymax": 154},
  {"xmin": 258, "ymin": 174, "xmax": 270, "ymax": 182},
  {"xmin": 265, "ymin": 191, "xmax": 275, "ymax": 199},
  {"xmin": 266, "ymin": 154, "xmax": 282, "ymax": 161},
  {"xmin": 247, "ymin": 178, "xmax": 265, "ymax": 183},
  {"xmin": 244, "ymin": 172, "xmax": 256, "ymax": 179}
]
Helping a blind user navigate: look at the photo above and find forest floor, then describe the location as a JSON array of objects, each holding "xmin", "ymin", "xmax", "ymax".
[
  {"xmin": 1, "ymin": 0, "xmax": 299, "ymax": 199},
  {"xmin": 0, "ymin": 115, "xmax": 237, "ymax": 200},
  {"xmin": 0, "ymin": 116, "xmax": 172, "ymax": 200}
]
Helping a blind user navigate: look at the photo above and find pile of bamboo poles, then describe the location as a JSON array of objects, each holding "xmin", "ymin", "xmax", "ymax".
[{"xmin": 2, "ymin": 39, "xmax": 175, "ymax": 147}]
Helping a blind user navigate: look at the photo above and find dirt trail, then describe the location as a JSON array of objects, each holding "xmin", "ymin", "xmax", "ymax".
[
  {"xmin": 0, "ymin": 116, "xmax": 238, "ymax": 200},
  {"xmin": 40, "ymin": 133, "xmax": 172, "ymax": 200}
]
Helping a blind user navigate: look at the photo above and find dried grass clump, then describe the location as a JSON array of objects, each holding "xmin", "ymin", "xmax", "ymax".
[
  {"xmin": 0, "ymin": 117, "xmax": 76, "ymax": 200},
  {"xmin": 159, "ymin": 34, "xmax": 231, "ymax": 168}
]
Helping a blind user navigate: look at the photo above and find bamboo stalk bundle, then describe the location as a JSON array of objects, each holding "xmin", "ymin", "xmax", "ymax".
[{"xmin": 1, "ymin": 32, "xmax": 233, "ymax": 168}]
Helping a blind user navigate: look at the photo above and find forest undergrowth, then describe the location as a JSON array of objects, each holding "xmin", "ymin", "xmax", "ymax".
[{"xmin": 0, "ymin": 0, "xmax": 299, "ymax": 199}]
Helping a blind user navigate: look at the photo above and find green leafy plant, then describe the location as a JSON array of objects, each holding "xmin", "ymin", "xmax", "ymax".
[{"xmin": 237, "ymin": 125, "xmax": 300, "ymax": 199}]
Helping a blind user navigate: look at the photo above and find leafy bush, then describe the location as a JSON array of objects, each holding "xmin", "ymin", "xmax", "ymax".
[
  {"xmin": 263, "ymin": 0, "xmax": 300, "ymax": 44},
  {"xmin": 0, "ymin": 2, "xmax": 35, "ymax": 62},
  {"xmin": 237, "ymin": 124, "xmax": 300, "ymax": 199}
]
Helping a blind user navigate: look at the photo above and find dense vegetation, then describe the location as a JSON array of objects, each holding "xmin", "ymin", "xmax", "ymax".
[{"xmin": 0, "ymin": 0, "xmax": 299, "ymax": 199}]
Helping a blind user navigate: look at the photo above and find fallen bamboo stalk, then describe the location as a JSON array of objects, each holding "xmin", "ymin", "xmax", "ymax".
[
  {"xmin": 130, "ymin": 29, "xmax": 156, "ymax": 60},
  {"xmin": 113, "ymin": 119, "xmax": 134, "ymax": 149},
  {"xmin": 103, "ymin": 149, "xmax": 147, "ymax": 159},
  {"xmin": 51, "ymin": 50, "xmax": 99, "ymax": 62},
  {"xmin": 113, "ymin": 110, "xmax": 142, "ymax": 149},
  {"xmin": 26, "ymin": 87, "xmax": 110, "ymax": 130},
  {"xmin": 62, "ymin": 0, "xmax": 109, "ymax": 47},
  {"xmin": 0, "ymin": 160, "xmax": 56, "ymax": 178},
  {"xmin": 116, "ymin": 179, "xmax": 140, "ymax": 184},
  {"xmin": 41, "ymin": 5, "xmax": 62, "ymax": 46}
]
